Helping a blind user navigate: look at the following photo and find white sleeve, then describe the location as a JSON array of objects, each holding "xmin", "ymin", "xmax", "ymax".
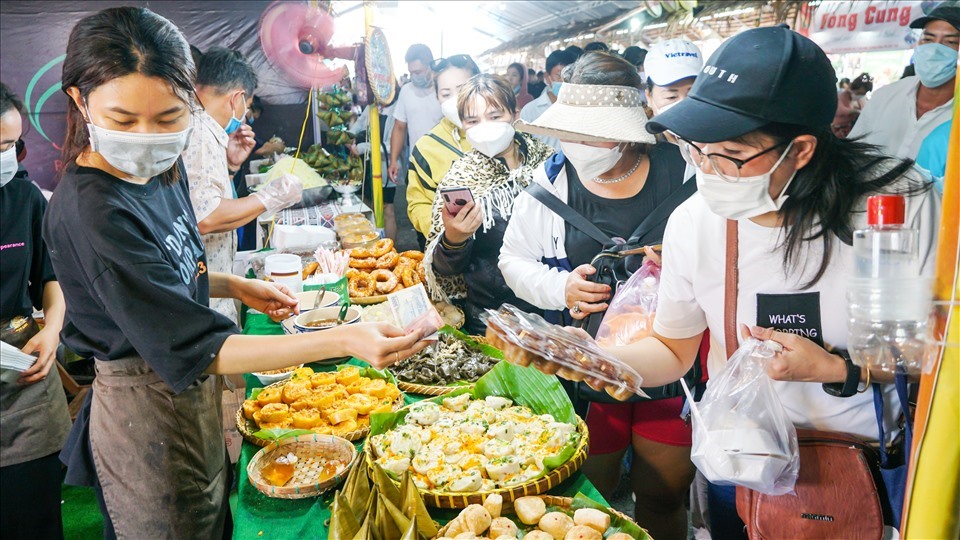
[
  {"xmin": 519, "ymin": 101, "xmax": 537, "ymax": 123},
  {"xmin": 181, "ymin": 128, "xmax": 226, "ymax": 223},
  {"xmin": 652, "ymin": 207, "xmax": 708, "ymax": 339},
  {"xmin": 498, "ymin": 192, "xmax": 569, "ymax": 311},
  {"xmin": 908, "ymin": 183, "xmax": 942, "ymax": 277}
]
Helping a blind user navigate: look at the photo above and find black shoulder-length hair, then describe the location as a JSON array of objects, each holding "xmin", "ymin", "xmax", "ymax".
[
  {"xmin": 741, "ymin": 123, "xmax": 932, "ymax": 288},
  {"xmin": 60, "ymin": 7, "xmax": 195, "ymax": 185}
]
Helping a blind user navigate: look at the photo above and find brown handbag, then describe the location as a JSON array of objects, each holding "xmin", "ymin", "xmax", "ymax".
[{"xmin": 722, "ymin": 220, "xmax": 885, "ymax": 540}]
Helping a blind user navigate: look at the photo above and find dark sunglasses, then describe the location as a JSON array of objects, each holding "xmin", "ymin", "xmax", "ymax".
[{"xmin": 430, "ymin": 54, "xmax": 476, "ymax": 73}]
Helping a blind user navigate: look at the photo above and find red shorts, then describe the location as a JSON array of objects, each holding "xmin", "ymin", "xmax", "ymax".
[
  {"xmin": 586, "ymin": 331, "xmax": 711, "ymax": 454},
  {"xmin": 586, "ymin": 398, "xmax": 691, "ymax": 453}
]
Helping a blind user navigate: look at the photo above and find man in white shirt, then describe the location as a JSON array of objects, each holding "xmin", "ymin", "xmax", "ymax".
[
  {"xmin": 519, "ymin": 50, "xmax": 575, "ymax": 151},
  {"xmin": 849, "ymin": 6, "xmax": 958, "ymax": 159},
  {"xmin": 184, "ymin": 48, "xmax": 302, "ymax": 322},
  {"xmin": 388, "ymin": 44, "xmax": 442, "ymax": 182}
]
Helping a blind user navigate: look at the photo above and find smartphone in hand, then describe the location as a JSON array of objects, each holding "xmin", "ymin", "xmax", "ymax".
[{"xmin": 439, "ymin": 186, "xmax": 475, "ymax": 217}]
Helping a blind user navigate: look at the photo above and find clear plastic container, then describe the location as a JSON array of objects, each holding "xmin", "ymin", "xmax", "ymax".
[{"xmin": 847, "ymin": 195, "xmax": 931, "ymax": 375}]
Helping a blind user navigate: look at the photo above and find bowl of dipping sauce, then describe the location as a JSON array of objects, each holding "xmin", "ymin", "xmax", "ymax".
[
  {"xmin": 295, "ymin": 290, "xmax": 340, "ymax": 311},
  {"xmin": 294, "ymin": 306, "xmax": 361, "ymax": 332}
]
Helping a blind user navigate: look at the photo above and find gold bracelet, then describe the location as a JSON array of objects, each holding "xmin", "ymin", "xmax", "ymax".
[{"xmin": 858, "ymin": 363, "xmax": 872, "ymax": 393}]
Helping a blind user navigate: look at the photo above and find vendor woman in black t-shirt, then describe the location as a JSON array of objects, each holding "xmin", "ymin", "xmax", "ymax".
[
  {"xmin": 0, "ymin": 82, "xmax": 72, "ymax": 539},
  {"xmin": 45, "ymin": 8, "xmax": 429, "ymax": 539}
]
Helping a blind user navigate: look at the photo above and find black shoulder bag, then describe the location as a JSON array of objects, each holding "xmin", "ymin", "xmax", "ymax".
[{"xmin": 527, "ymin": 160, "xmax": 701, "ymax": 402}]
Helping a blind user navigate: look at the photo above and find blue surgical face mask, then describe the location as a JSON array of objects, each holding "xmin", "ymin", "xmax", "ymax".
[
  {"xmin": 913, "ymin": 43, "xmax": 959, "ymax": 88},
  {"xmin": 551, "ymin": 82, "xmax": 563, "ymax": 95},
  {"xmin": 513, "ymin": 85, "xmax": 521, "ymax": 94},
  {"xmin": 224, "ymin": 93, "xmax": 247, "ymax": 135}
]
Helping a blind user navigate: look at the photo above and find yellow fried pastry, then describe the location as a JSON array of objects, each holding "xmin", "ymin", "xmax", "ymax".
[
  {"xmin": 371, "ymin": 399, "xmax": 395, "ymax": 415},
  {"xmin": 345, "ymin": 377, "xmax": 372, "ymax": 393},
  {"xmin": 331, "ymin": 419, "xmax": 358, "ymax": 436},
  {"xmin": 281, "ymin": 380, "xmax": 312, "ymax": 404},
  {"xmin": 242, "ymin": 399, "xmax": 261, "ymax": 420},
  {"xmin": 345, "ymin": 393, "xmax": 376, "ymax": 415},
  {"xmin": 335, "ymin": 367, "xmax": 361, "ymax": 386},
  {"xmin": 259, "ymin": 419, "xmax": 293, "ymax": 430},
  {"xmin": 382, "ymin": 384, "xmax": 401, "ymax": 401},
  {"xmin": 310, "ymin": 372, "xmax": 337, "ymax": 388},
  {"xmin": 326, "ymin": 408, "xmax": 359, "ymax": 425},
  {"xmin": 292, "ymin": 408, "xmax": 323, "ymax": 429},
  {"xmin": 365, "ymin": 379, "xmax": 388, "ymax": 398},
  {"xmin": 259, "ymin": 403, "xmax": 290, "ymax": 423},
  {"xmin": 257, "ymin": 387, "xmax": 283, "ymax": 405},
  {"xmin": 292, "ymin": 366, "xmax": 315, "ymax": 380}
]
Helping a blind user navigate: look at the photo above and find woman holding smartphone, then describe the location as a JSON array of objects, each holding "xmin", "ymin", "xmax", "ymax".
[
  {"xmin": 49, "ymin": 8, "xmax": 428, "ymax": 538},
  {"xmin": 423, "ymin": 74, "xmax": 553, "ymax": 333}
]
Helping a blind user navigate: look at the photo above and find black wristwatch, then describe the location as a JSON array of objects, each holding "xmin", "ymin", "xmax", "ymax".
[{"xmin": 822, "ymin": 349, "xmax": 861, "ymax": 398}]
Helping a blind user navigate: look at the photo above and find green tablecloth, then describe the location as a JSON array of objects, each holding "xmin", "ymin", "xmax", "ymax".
[{"xmin": 233, "ymin": 313, "xmax": 607, "ymax": 539}]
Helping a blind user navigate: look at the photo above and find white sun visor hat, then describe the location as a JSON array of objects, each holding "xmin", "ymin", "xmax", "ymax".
[{"xmin": 644, "ymin": 38, "xmax": 704, "ymax": 87}]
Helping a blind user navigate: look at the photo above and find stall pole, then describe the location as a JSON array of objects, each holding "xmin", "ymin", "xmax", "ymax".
[{"xmin": 365, "ymin": 2, "xmax": 384, "ymax": 230}]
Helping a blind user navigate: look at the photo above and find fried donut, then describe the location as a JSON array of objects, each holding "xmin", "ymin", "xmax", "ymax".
[
  {"xmin": 348, "ymin": 272, "xmax": 376, "ymax": 297},
  {"xmin": 372, "ymin": 238, "xmax": 394, "ymax": 257},
  {"xmin": 345, "ymin": 268, "xmax": 361, "ymax": 279},
  {"xmin": 416, "ymin": 263, "xmax": 426, "ymax": 282},
  {"xmin": 351, "ymin": 247, "xmax": 375, "ymax": 258},
  {"xmin": 389, "ymin": 282, "xmax": 405, "ymax": 294},
  {"xmin": 301, "ymin": 261, "xmax": 319, "ymax": 279},
  {"xmin": 375, "ymin": 251, "xmax": 399, "ymax": 269},
  {"xmin": 399, "ymin": 265, "xmax": 422, "ymax": 287},
  {"xmin": 349, "ymin": 257, "xmax": 377, "ymax": 269},
  {"xmin": 399, "ymin": 250, "xmax": 424, "ymax": 261},
  {"xmin": 370, "ymin": 269, "xmax": 399, "ymax": 294}
]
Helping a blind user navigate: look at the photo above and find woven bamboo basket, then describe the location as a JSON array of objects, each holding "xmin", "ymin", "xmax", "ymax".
[
  {"xmin": 395, "ymin": 380, "xmax": 473, "ymax": 396},
  {"xmin": 432, "ymin": 494, "xmax": 645, "ymax": 538},
  {"xmin": 237, "ymin": 379, "xmax": 405, "ymax": 447},
  {"xmin": 247, "ymin": 433, "xmax": 357, "ymax": 499},
  {"xmin": 350, "ymin": 293, "xmax": 388, "ymax": 305},
  {"xmin": 366, "ymin": 416, "xmax": 590, "ymax": 509}
]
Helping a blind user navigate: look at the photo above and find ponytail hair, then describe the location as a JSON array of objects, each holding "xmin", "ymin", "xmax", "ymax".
[{"xmin": 742, "ymin": 123, "xmax": 930, "ymax": 287}]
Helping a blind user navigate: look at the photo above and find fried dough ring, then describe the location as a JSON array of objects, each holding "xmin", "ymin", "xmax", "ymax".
[
  {"xmin": 399, "ymin": 265, "xmax": 422, "ymax": 287},
  {"xmin": 349, "ymin": 257, "xmax": 377, "ymax": 269},
  {"xmin": 372, "ymin": 238, "xmax": 394, "ymax": 257},
  {"xmin": 351, "ymin": 247, "xmax": 375, "ymax": 258},
  {"xmin": 399, "ymin": 250, "xmax": 424, "ymax": 261},
  {"xmin": 370, "ymin": 269, "xmax": 399, "ymax": 294},
  {"xmin": 348, "ymin": 272, "xmax": 376, "ymax": 297},
  {"xmin": 345, "ymin": 268, "xmax": 361, "ymax": 279},
  {"xmin": 375, "ymin": 251, "xmax": 399, "ymax": 269}
]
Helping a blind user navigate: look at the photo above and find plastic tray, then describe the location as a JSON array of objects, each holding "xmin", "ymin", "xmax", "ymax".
[{"xmin": 482, "ymin": 304, "xmax": 648, "ymax": 400}]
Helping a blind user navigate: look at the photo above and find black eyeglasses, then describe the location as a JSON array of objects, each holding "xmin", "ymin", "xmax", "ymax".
[
  {"xmin": 430, "ymin": 54, "xmax": 476, "ymax": 73},
  {"xmin": 676, "ymin": 136, "xmax": 791, "ymax": 182}
]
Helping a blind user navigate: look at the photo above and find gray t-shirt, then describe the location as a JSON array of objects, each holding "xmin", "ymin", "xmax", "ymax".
[{"xmin": 393, "ymin": 83, "xmax": 442, "ymax": 155}]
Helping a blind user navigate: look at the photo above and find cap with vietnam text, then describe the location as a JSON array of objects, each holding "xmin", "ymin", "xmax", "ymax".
[{"xmin": 646, "ymin": 26, "xmax": 837, "ymax": 143}]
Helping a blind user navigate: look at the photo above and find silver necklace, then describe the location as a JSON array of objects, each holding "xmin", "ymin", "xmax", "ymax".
[{"xmin": 591, "ymin": 153, "xmax": 643, "ymax": 184}]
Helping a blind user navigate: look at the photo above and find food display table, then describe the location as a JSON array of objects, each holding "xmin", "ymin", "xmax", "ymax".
[{"xmin": 232, "ymin": 313, "xmax": 608, "ymax": 539}]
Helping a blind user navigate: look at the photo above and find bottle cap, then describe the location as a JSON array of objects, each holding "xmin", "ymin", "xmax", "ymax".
[{"xmin": 867, "ymin": 195, "xmax": 905, "ymax": 226}]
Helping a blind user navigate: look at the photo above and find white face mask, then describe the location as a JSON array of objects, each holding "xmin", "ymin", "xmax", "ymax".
[
  {"xmin": 651, "ymin": 99, "xmax": 679, "ymax": 117},
  {"xmin": 466, "ymin": 121, "xmax": 515, "ymax": 158},
  {"xmin": 560, "ymin": 141, "xmax": 623, "ymax": 180},
  {"xmin": 0, "ymin": 145, "xmax": 18, "ymax": 187},
  {"xmin": 86, "ymin": 113, "xmax": 192, "ymax": 179},
  {"xmin": 441, "ymin": 97, "xmax": 462, "ymax": 128},
  {"xmin": 695, "ymin": 141, "xmax": 796, "ymax": 220}
]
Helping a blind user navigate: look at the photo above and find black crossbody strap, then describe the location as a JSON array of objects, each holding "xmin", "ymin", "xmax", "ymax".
[
  {"xmin": 527, "ymin": 183, "xmax": 613, "ymax": 246},
  {"xmin": 626, "ymin": 178, "xmax": 698, "ymax": 244},
  {"xmin": 426, "ymin": 133, "xmax": 464, "ymax": 158}
]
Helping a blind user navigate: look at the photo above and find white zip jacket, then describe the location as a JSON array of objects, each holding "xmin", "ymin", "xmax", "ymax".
[{"xmin": 498, "ymin": 153, "xmax": 573, "ymax": 315}]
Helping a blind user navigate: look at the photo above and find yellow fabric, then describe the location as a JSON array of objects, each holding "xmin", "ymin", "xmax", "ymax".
[
  {"xmin": 405, "ymin": 118, "xmax": 470, "ymax": 235},
  {"xmin": 902, "ymin": 76, "xmax": 960, "ymax": 539}
]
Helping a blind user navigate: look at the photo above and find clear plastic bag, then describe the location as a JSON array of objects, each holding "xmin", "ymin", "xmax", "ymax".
[
  {"xmin": 595, "ymin": 260, "xmax": 660, "ymax": 347},
  {"xmin": 483, "ymin": 304, "xmax": 648, "ymax": 400},
  {"xmin": 681, "ymin": 338, "xmax": 799, "ymax": 495}
]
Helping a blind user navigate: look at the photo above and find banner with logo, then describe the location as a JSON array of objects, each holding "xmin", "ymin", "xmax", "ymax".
[{"xmin": 809, "ymin": 1, "xmax": 947, "ymax": 54}]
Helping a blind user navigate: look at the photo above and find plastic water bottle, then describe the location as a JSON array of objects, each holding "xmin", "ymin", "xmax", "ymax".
[{"xmin": 847, "ymin": 195, "xmax": 932, "ymax": 374}]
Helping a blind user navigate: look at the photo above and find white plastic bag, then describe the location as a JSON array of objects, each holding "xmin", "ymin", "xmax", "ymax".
[{"xmin": 681, "ymin": 338, "xmax": 799, "ymax": 495}]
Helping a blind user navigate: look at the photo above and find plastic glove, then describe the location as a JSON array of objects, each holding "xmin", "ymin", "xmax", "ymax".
[
  {"xmin": 253, "ymin": 173, "xmax": 303, "ymax": 216},
  {"xmin": 355, "ymin": 142, "xmax": 372, "ymax": 155}
]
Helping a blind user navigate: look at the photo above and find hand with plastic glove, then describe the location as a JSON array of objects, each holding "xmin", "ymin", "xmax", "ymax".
[{"xmin": 253, "ymin": 173, "xmax": 303, "ymax": 216}]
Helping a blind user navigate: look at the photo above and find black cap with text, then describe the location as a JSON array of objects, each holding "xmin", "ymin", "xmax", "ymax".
[
  {"xmin": 909, "ymin": 4, "xmax": 960, "ymax": 31},
  {"xmin": 646, "ymin": 26, "xmax": 837, "ymax": 143}
]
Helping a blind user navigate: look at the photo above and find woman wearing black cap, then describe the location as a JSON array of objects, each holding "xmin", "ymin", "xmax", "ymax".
[{"xmin": 544, "ymin": 27, "xmax": 940, "ymax": 537}]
